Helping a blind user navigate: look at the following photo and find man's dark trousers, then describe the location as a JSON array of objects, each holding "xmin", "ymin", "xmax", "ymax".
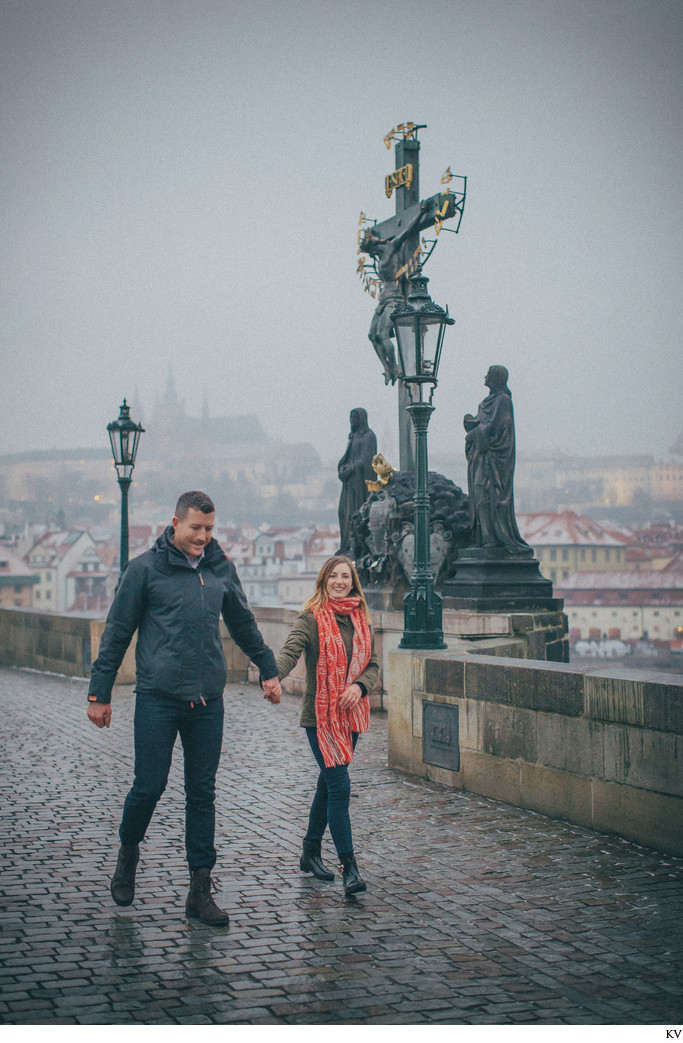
[{"xmin": 119, "ymin": 692, "xmax": 224, "ymax": 870}]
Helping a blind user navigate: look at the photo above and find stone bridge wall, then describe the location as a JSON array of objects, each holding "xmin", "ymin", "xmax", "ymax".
[{"xmin": 388, "ymin": 648, "xmax": 683, "ymax": 858}]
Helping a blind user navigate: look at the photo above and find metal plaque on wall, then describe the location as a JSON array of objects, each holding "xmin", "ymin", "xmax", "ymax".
[{"xmin": 422, "ymin": 700, "xmax": 460, "ymax": 772}]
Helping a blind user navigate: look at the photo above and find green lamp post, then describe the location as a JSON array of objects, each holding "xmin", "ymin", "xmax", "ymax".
[
  {"xmin": 391, "ymin": 266, "xmax": 454, "ymax": 648},
  {"xmin": 107, "ymin": 399, "xmax": 144, "ymax": 573}
]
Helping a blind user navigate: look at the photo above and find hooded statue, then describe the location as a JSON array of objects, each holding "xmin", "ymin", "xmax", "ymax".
[
  {"xmin": 337, "ymin": 408, "xmax": 377, "ymax": 557},
  {"xmin": 464, "ymin": 366, "xmax": 530, "ymax": 554}
]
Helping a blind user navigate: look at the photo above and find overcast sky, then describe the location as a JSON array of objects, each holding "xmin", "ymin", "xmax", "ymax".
[{"xmin": 2, "ymin": 0, "xmax": 682, "ymax": 469}]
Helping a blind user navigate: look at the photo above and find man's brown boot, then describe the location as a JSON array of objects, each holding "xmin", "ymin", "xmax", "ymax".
[
  {"xmin": 110, "ymin": 843, "xmax": 139, "ymax": 906},
  {"xmin": 185, "ymin": 867, "xmax": 230, "ymax": 926}
]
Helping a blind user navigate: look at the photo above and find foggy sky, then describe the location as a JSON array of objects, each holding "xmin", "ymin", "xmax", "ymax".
[{"xmin": 2, "ymin": 0, "xmax": 682, "ymax": 469}]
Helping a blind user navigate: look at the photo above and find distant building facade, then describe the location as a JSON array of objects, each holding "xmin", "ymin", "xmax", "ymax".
[
  {"xmin": 515, "ymin": 454, "xmax": 683, "ymax": 512},
  {"xmin": 518, "ymin": 511, "xmax": 630, "ymax": 584},
  {"xmin": 557, "ymin": 561, "xmax": 683, "ymax": 645},
  {"xmin": 0, "ymin": 548, "xmax": 39, "ymax": 608},
  {"xmin": 26, "ymin": 530, "xmax": 110, "ymax": 613}
]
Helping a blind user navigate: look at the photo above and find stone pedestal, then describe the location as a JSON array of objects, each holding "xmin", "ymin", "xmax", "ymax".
[{"xmin": 442, "ymin": 546, "xmax": 560, "ymax": 612}]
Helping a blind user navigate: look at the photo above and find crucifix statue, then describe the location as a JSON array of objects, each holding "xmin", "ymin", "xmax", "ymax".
[{"xmin": 358, "ymin": 123, "xmax": 466, "ymax": 472}]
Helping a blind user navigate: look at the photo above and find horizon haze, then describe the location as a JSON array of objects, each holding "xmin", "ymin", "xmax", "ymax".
[{"xmin": 2, "ymin": 0, "xmax": 682, "ymax": 468}]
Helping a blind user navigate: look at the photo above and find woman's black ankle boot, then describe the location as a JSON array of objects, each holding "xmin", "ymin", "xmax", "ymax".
[
  {"xmin": 338, "ymin": 851, "xmax": 366, "ymax": 895},
  {"xmin": 300, "ymin": 838, "xmax": 335, "ymax": 881}
]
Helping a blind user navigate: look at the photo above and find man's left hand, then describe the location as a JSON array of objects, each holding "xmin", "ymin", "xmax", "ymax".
[{"xmin": 262, "ymin": 676, "xmax": 281, "ymax": 704}]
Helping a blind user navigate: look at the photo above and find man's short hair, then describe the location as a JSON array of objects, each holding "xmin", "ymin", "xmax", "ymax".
[{"xmin": 174, "ymin": 491, "xmax": 215, "ymax": 519}]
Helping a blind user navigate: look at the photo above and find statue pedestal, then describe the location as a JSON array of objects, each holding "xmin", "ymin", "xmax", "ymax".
[
  {"xmin": 366, "ymin": 587, "xmax": 407, "ymax": 613},
  {"xmin": 442, "ymin": 546, "xmax": 561, "ymax": 612}
]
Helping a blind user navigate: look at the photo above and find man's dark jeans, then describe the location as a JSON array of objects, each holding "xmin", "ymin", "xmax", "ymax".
[
  {"xmin": 119, "ymin": 692, "xmax": 224, "ymax": 870},
  {"xmin": 305, "ymin": 728, "xmax": 359, "ymax": 857}
]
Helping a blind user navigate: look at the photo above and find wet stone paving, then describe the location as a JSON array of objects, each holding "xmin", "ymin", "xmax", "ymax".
[{"xmin": 0, "ymin": 665, "xmax": 682, "ymax": 1025}]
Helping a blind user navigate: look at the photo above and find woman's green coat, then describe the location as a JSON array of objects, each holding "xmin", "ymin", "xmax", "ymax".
[{"xmin": 276, "ymin": 609, "xmax": 379, "ymax": 727}]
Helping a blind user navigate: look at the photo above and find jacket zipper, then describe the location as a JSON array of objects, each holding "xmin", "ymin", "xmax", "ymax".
[{"xmin": 197, "ymin": 568, "xmax": 205, "ymax": 700}]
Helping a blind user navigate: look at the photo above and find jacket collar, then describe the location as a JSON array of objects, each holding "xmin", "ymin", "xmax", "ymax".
[{"xmin": 155, "ymin": 525, "xmax": 223, "ymax": 567}]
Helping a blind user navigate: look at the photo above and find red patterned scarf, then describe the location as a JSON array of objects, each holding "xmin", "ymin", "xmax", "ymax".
[{"xmin": 314, "ymin": 596, "xmax": 371, "ymax": 767}]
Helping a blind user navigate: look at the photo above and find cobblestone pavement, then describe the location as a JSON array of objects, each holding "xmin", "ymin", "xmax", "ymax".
[{"xmin": 1, "ymin": 666, "xmax": 682, "ymax": 1026}]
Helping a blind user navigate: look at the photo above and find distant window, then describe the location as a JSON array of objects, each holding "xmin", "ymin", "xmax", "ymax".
[
  {"xmin": 562, "ymin": 549, "xmax": 569, "ymax": 561},
  {"xmin": 46, "ymin": 572, "xmax": 52, "ymax": 581},
  {"xmin": 562, "ymin": 570, "xmax": 569, "ymax": 579},
  {"xmin": 592, "ymin": 549, "xmax": 597, "ymax": 562},
  {"xmin": 551, "ymin": 570, "xmax": 557, "ymax": 582},
  {"xmin": 550, "ymin": 549, "xmax": 557, "ymax": 561},
  {"xmin": 605, "ymin": 549, "xmax": 611, "ymax": 562},
  {"xmin": 580, "ymin": 549, "xmax": 586, "ymax": 561},
  {"xmin": 46, "ymin": 590, "xmax": 52, "ymax": 600},
  {"xmin": 36, "ymin": 591, "xmax": 41, "ymax": 600}
]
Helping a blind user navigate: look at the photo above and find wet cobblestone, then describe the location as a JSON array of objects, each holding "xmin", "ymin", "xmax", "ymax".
[{"xmin": 1, "ymin": 665, "xmax": 682, "ymax": 1025}]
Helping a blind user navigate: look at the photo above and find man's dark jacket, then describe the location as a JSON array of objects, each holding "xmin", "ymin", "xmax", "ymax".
[{"xmin": 88, "ymin": 527, "xmax": 277, "ymax": 704}]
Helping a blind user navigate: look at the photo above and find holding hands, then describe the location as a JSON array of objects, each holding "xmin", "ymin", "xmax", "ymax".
[{"xmin": 262, "ymin": 676, "xmax": 282, "ymax": 704}]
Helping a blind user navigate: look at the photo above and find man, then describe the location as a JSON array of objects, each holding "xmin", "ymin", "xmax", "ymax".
[{"xmin": 87, "ymin": 490, "xmax": 281, "ymax": 926}]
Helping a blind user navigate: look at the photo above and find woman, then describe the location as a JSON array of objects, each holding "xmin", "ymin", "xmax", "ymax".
[{"xmin": 276, "ymin": 555, "xmax": 379, "ymax": 896}]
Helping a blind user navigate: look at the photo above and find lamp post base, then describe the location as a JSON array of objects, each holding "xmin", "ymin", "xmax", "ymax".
[{"xmin": 399, "ymin": 582, "xmax": 447, "ymax": 649}]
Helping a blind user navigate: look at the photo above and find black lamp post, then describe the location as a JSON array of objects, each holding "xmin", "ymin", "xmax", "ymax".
[
  {"xmin": 107, "ymin": 399, "xmax": 144, "ymax": 573},
  {"xmin": 391, "ymin": 266, "xmax": 454, "ymax": 648}
]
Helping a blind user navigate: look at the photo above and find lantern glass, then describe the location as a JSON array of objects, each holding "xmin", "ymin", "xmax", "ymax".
[
  {"xmin": 394, "ymin": 309, "xmax": 450, "ymax": 403},
  {"xmin": 391, "ymin": 266, "xmax": 453, "ymax": 402},
  {"xmin": 108, "ymin": 400, "xmax": 144, "ymax": 480}
]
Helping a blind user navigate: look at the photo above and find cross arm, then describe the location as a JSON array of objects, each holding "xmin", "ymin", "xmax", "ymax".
[{"xmin": 370, "ymin": 190, "xmax": 460, "ymax": 243}]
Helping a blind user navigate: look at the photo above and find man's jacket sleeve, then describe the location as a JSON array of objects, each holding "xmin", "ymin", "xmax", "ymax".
[
  {"xmin": 87, "ymin": 560, "xmax": 146, "ymax": 704},
  {"xmin": 221, "ymin": 564, "xmax": 278, "ymax": 679}
]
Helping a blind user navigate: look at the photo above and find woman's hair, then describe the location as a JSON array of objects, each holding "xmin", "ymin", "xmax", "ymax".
[{"xmin": 304, "ymin": 555, "xmax": 371, "ymax": 621}]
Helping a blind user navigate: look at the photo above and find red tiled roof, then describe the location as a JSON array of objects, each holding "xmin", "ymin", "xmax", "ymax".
[{"xmin": 518, "ymin": 511, "xmax": 631, "ymax": 547}]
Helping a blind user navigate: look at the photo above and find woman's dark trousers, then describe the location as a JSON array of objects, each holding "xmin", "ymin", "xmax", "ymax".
[{"xmin": 305, "ymin": 728, "xmax": 358, "ymax": 856}]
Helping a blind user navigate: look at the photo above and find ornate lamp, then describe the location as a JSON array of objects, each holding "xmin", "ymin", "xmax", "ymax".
[
  {"xmin": 108, "ymin": 399, "xmax": 144, "ymax": 572},
  {"xmin": 392, "ymin": 267, "xmax": 454, "ymax": 648}
]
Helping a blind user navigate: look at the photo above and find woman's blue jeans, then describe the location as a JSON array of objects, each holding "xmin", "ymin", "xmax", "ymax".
[
  {"xmin": 119, "ymin": 692, "xmax": 224, "ymax": 871},
  {"xmin": 305, "ymin": 728, "xmax": 358, "ymax": 857}
]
